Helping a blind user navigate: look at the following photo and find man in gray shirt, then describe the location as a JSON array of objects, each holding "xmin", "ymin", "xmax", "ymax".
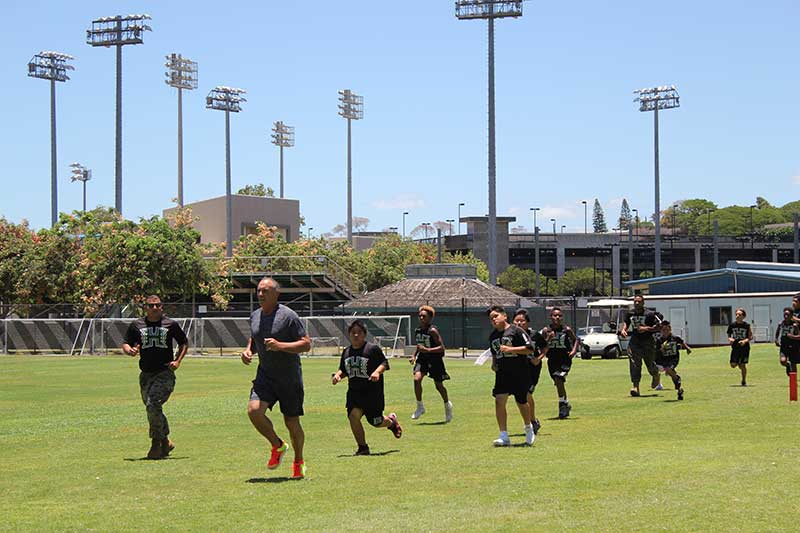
[{"xmin": 242, "ymin": 277, "xmax": 311, "ymax": 479}]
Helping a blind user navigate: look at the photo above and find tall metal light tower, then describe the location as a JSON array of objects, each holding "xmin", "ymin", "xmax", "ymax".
[
  {"xmin": 456, "ymin": 1, "xmax": 522, "ymax": 285},
  {"xmin": 338, "ymin": 89, "xmax": 364, "ymax": 246},
  {"xmin": 28, "ymin": 51, "xmax": 74, "ymax": 228},
  {"xmin": 206, "ymin": 86, "xmax": 247, "ymax": 258},
  {"xmin": 165, "ymin": 53, "xmax": 198, "ymax": 207},
  {"xmin": 86, "ymin": 13, "xmax": 152, "ymax": 216},
  {"xmin": 634, "ymin": 84, "xmax": 680, "ymax": 277},
  {"xmin": 270, "ymin": 121, "xmax": 295, "ymax": 199},
  {"xmin": 69, "ymin": 163, "xmax": 92, "ymax": 213}
]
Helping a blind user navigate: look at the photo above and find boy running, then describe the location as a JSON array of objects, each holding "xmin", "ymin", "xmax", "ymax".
[
  {"xmin": 410, "ymin": 306, "xmax": 453, "ymax": 422},
  {"xmin": 487, "ymin": 306, "xmax": 535, "ymax": 446},
  {"xmin": 727, "ymin": 307, "xmax": 753, "ymax": 386},
  {"xmin": 332, "ymin": 320, "xmax": 402, "ymax": 456},
  {"xmin": 545, "ymin": 307, "xmax": 579, "ymax": 419},
  {"xmin": 512, "ymin": 309, "xmax": 550, "ymax": 435},
  {"xmin": 654, "ymin": 321, "xmax": 692, "ymax": 400},
  {"xmin": 621, "ymin": 295, "xmax": 662, "ymax": 396},
  {"xmin": 775, "ymin": 307, "xmax": 800, "ymax": 375}
]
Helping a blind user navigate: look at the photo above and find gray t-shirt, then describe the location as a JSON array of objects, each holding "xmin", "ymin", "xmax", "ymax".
[{"xmin": 250, "ymin": 305, "xmax": 307, "ymax": 376}]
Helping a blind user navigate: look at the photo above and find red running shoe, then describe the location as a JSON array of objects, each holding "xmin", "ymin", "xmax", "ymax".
[{"xmin": 267, "ymin": 441, "xmax": 289, "ymax": 470}]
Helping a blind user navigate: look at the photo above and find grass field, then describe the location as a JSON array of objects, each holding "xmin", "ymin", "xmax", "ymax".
[{"xmin": 1, "ymin": 345, "xmax": 798, "ymax": 531}]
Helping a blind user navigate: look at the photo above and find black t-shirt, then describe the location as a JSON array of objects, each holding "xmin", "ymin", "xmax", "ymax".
[
  {"xmin": 489, "ymin": 324, "xmax": 532, "ymax": 373},
  {"xmin": 624, "ymin": 308, "xmax": 658, "ymax": 345},
  {"xmin": 528, "ymin": 328, "xmax": 548, "ymax": 358},
  {"xmin": 339, "ymin": 342, "xmax": 389, "ymax": 394},
  {"xmin": 656, "ymin": 334, "xmax": 685, "ymax": 360},
  {"xmin": 415, "ymin": 324, "xmax": 443, "ymax": 357},
  {"xmin": 727, "ymin": 322, "xmax": 751, "ymax": 345},
  {"xmin": 776, "ymin": 321, "xmax": 799, "ymax": 353},
  {"xmin": 124, "ymin": 317, "xmax": 188, "ymax": 373},
  {"xmin": 545, "ymin": 325, "xmax": 576, "ymax": 358}
]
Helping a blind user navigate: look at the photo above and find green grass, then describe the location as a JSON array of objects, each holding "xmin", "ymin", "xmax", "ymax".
[{"xmin": 1, "ymin": 346, "xmax": 797, "ymax": 532}]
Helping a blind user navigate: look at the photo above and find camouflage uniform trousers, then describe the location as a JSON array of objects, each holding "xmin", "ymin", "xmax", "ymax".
[
  {"xmin": 139, "ymin": 369, "xmax": 176, "ymax": 440},
  {"xmin": 628, "ymin": 340, "xmax": 659, "ymax": 387}
]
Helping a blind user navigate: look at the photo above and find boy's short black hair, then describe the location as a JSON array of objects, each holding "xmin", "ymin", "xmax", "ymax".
[{"xmin": 487, "ymin": 305, "xmax": 506, "ymax": 317}]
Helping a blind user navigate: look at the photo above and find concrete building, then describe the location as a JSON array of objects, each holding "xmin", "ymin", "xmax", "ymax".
[
  {"xmin": 446, "ymin": 219, "xmax": 799, "ymax": 293},
  {"xmin": 163, "ymin": 194, "xmax": 301, "ymax": 245}
]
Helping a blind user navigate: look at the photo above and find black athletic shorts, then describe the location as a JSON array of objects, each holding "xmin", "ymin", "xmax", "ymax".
[
  {"xmin": 250, "ymin": 371, "xmax": 304, "ymax": 417},
  {"xmin": 493, "ymin": 370, "xmax": 530, "ymax": 404},
  {"xmin": 413, "ymin": 355, "xmax": 450, "ymax": 382},
  {"xmin": 547, "ymin": 353, "xmax": 572, "ymax": 382},
  {"xmin": 529, "ymin": 360, "xmax": 543, "ymax": 393},
  {"xmin": 730, "ymin": 345, "xmax": 750, "ymax": 365},
  {"xmin": 346, "ymin": 387, "xmax": 385, "ymax": 425},
  {"xmin": 656, "ymin": 357, "xmax": 679, "ymax": 370}
]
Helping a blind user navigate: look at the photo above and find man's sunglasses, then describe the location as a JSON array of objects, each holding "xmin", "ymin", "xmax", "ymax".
[{"xmin": 145, "ymin": 303, "xmax": 163, "ymax": 309}]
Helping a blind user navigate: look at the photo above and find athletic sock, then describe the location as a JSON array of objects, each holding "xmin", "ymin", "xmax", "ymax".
[
  {"xmin": 559, "ymin": 397, "xmax": 567, "ymax": 403},
  {"xmin": 499, "ymin": 430, "xmax": 509, "ymax": 440}
]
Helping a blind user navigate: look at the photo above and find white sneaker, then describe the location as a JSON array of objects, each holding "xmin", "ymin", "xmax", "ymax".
[
  {"xmin": 444, "ymin": 401, "xmax": 453, "ymax": 423},
  {"xmin": 411, "ymin": 405, "xmax": 426, "ymax": 420},
  {"xmin": 525, "ymin": 426, "xmax": 535, "ymax": 446},
  {"xmin": 492, "ymin": 437, "xmax": 511, "ymax": 447},
  {"xmin": 654, "ymin": 383, "xmax": 664, "ymax": 391}
]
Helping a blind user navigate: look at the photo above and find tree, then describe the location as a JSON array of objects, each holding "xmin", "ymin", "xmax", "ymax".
[
  {"xmin": 618, "ymin": 199, "xmax": 631, "ymax": 230},
  {"xmin": 592, "ymin": 199, "xmax": 607, "ymax": 233},
  {"xmin": 236, "ymin": 184, "xmax": 275, "ymax": 197},
  {"xmin": 330, "ymin": 224, "xmax": 346, "ymax": 236},
  {"xmin": 352, "ymin": 217, "xmax": 370, "ymax": 232},
  {"xmin": 510, "ymin": 225, "xmax": 527, "ymax": 234},
  {"xmin": 555, "ymin": 267, "xmax": 611, "ymax": 296}
]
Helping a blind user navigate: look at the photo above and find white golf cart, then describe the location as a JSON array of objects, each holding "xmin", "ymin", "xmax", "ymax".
[{"xmin": 578, "ymin": 298, "xmax": 631, "ymax": 359}]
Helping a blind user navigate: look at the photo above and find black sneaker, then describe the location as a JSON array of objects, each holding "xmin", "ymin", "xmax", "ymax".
[
  {"xmin": 677, "ymin": 388, "xmax": 684, "ymax": 401},
  {"xmin": 741, "ymin": 380, "xmax": 747, "ymax": 387},
  {"xmin": 558, "ymin": 402, "xmax": 570, "ymax": 419},
  {"xmin": 532, "ymin": 418, "xmax": 541, "ymax": 435},
  {"xmin": 355, "ymin": 444, "xmax": 370, "ymax": 456},
  {"xmin": 630, "ymin": 388, "xmax": 640, "ymax": 397}
]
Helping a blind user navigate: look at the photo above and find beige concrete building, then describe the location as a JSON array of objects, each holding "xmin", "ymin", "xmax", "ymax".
[{"xmin": 164, "ymin": 194, "xmax": 301, "ymax": 245}]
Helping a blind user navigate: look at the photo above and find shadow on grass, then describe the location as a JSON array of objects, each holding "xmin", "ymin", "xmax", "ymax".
[
  {"xmin": 663, "ymin": 399, "xmax": 683, "ymax": 403},
  {"xmin": 416, "ymin": 421, "xmax": 448, "ymax": 426},
  {"xmin": 544, "ymin": 416, "xmax": 579, "ymax": 421},
  {"xmin": 336, "ymin": 449, "xmax": 400, "ymax": 458},
  {"xmin": 246, "ymin": 476, "xmax": 299, "ymax": 484},
  {"xmin": 729, "ymin": 384, "xmax": 754, "ymax": 387},
  {"xmin": 123, "ymin": 456, "xmax": 189, "ymax": 462},
  {"xmin": 630, "ymin": 393, "xmax": 660, "ymax": 398}
]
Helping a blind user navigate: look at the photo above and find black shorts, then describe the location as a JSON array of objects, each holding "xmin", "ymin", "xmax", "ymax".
[
  {"xmin": 730, "ymin": 345, "xmax": 750, "ymax": 365},
  {"xmin": 346, "ymin": 387, "xmax": 385, "ymax": 425},
  {"xmin": 547, "ymin": 353, "xmax": 572, "ymax": 382},
  {"xmin": 413, "ymin": 355, "xmax": 450, "ymax": 382},
  {"xmin": 250, "ymin": 371, "xmax": 304, "ymax": 417},
  {"xmin": 529, "ymin": 360, "xmax": 543, "ymax": 393},
  {"xmin": 493, "ymin": 370, "xmax": 530, "ymax": 404},
  {"xmin": 656, "ymin": 357, "xmax": 679, "ymax": 370}
]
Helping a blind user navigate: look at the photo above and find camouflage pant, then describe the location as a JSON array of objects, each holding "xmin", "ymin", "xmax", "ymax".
[
  {"xmin": 139, "ymin": 369, "xmax": 175, "ymax": 440},
  {"xmin": 628, "ymin": 341, "xmax": 659, "ymax": 386}
]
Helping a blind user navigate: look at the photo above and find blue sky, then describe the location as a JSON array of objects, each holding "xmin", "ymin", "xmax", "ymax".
[{"xmin": 2, "ymin": 1, "xmax": 799, "ymax": 235}]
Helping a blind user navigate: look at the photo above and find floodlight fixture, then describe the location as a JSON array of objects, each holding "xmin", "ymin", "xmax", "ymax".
[
  {"xmin": 633, "ymin": 83, "xmax": 680, "ymax": 277},
  {"xmin": 69, "ymin": 162, "xmax": 92, "ymax": 213},
  {"xmin": 86, "ymin": 13, "xmax": 153, "ymax": 216},
  {"xmin": 455, "ymin": 1, "xmax": 522, "ymax": 20},
  {"xmin": 207, "ymin": 85, "xmax": 247, "ymax": 257},
  {"xmin": 338, "ymin": 89, "xmax": 364, "ymax": 245},
  {"xmin": 456, "ymin": 0, "xmax": 522, "ymax": 284},
  {"xmin": 271, "ymin": 121, "xmax": 295, "ymax": 198},
  {"xmin": 28, "ymin": 51, "xmax": 75, "ymax": 228}
]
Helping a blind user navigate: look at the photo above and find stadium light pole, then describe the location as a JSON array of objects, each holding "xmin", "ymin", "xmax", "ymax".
[
  {"xmin": 422, "ymin": 223, "xmax": 432, "ymax": 239},
  {"xmin": 632, "ymin": 208, "xmax": 640, "ymax": 240},
  {"xmin": 271, "ymin": 121, "xmax": 295, "ymax": 199},
  {"xmin": 403, "ymin": 211, "xmax": 409, "ymax": 238},
  {"xmin": 749, "ymin": 204, "xmax": 756, "ymax": 249},
  {"xmin": 206, "ymin": 86, "xmax": 246, "ymax": 258},
  {"xmin": 308, "ymin": 227, "xmax": 313, "ymax": 239},
  {"xmin": 551, "ymin": 218, "xmax": 556, "ymax": 236},
  {"xmin": 338, "ymin": 89, "xmax": 364, "ymax": 246},
  {"xmin": 561, "ymin": 225, "xmax": 566, "ymax": 234},
  {"xmin": 69, "ymin": 163, "xmax": 91, "ymax": 213},
  {"xmin": 446, "ymin": 219, "xmax": 455, "ymax": 235},
  {"xmin": 634, "ymin": 84, "xmax": 680, "ymax": 277},
  {"xmin": 581, "ymin": 200, "xmax": 588, "ymax": 234},
  {"xmin": 86, "ymin": 14, "xmax": 152, "ymax": 216},
  {"xmin": 165, "ymin": 53, "xmax": 198, "ymax": 207},
  {"xmin": 531, "ymin": 207, "xmax": 540, "ymax": 298},
  {"xmin": 27, "ymin": 51, "xmax": 74, "ymax": 228},
  {"xmin": 458, "ymin": 202, "xmax": 465, "ymax": 234},
  {"xmin": 456, "ymin": 0, "xmax": 522, "ymax": 285}
]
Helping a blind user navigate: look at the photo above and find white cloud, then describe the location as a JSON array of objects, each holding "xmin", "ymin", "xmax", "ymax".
[
  {"xmin": 370, "ymin": 193, "xmax": 425, "ymax": 210},
  {"xmin": 540, "ymin": 205, "xmax": 576, "ymax": 219},
  {"xmin": 792, "ymin": 176, "xmax": 800, "ymax": 185}
]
